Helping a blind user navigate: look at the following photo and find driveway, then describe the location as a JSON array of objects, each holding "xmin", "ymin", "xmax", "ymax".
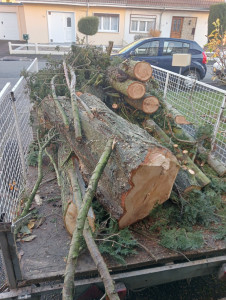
[{"xmin": 0, "ymin": 40, "xmax": 47, "ymax": 91}]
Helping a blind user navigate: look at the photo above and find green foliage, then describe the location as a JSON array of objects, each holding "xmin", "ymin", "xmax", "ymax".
[
  {"xmin": 92, "ymin": 200, "xmax": 137, "ymax": 264},
  {"xmin": 78, "ymin": 16, "xmax": 99, "ymax": 36},
  {"xmin": 160, "ymin": 228, "xmax": 204, "ymax": 251},
  {"xmin": 208, "ymin": 3, "xmax": 226, "ymax": 36},
  {"xmin": 214, "ymin": 222, "xmax": 226, "ymax": 243},
  {"xmin": 27, "ymin": 142, "xmax": 39, "ymax": 166}
]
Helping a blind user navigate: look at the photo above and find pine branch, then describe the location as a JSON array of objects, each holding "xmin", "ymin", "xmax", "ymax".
[{"xmin": 51, "ymin": 75, "xmax": 70, "ymax": 129}]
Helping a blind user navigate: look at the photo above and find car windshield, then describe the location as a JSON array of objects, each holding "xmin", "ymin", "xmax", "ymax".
[{"xmin": 118, "ymin": 39, "xmax": 149, "ymax": 54}]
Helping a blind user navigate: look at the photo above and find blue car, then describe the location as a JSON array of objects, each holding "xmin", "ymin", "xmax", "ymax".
[{"xmin": 113, "ymin": 37, "xmax": 207, "ymax": 80}]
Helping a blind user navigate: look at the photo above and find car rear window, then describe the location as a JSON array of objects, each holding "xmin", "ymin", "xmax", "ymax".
[{"xmin": 163, "ymin": 41, "xmax": 190, "ymax": 56}]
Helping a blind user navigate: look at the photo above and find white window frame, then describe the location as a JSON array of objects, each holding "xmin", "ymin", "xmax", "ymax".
[
  {"xmin": 94, "ymin": 13, "xmax": 119, "ymax": 33},
  {"xmin": 130, "ymin": 14, "xmax": 156, "ymax": 33}
]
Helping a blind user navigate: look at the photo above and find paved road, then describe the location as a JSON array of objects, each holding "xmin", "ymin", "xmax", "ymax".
[{"xmin": 0, "ymin": 60, "xmax": 47, "ymax": 91}]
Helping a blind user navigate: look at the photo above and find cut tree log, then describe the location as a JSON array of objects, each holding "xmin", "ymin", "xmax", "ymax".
[
  {"xmin": 121, "ymin": 60, "xmax": 153, "ymax": 82},
  {"xmin": 41, "ymin": 93, "xmax": 179, "ymax": 228},
  {"xmin": 164, "ymin": 102, "xmax": 191, "ymax": 125},
  {"xmin": 125, "ymin": 95, "xmax": 159, "ymax": 114},
  {"xmin": 144, "ymin": 119, "xmax": 210, "ymax": 193},
  {"xmin": 108, "ymin": 77, "xmax": 146, "ymax": 100}
]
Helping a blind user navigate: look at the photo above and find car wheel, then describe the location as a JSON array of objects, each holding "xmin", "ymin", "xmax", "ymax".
[{"xmin": 183, "ymin": 70, "xmax": 200, "ymax": 88}]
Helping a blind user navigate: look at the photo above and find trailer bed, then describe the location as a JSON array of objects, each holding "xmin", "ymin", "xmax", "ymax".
[{"xmin": 16, "ymin": 166, "xmax": 226, "ymax": 286}]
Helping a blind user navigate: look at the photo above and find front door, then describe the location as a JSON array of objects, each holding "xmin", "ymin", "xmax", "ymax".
[
  {"xmin": 170, "ymin": 17, "xmax": 183, "ymax": 39},
  {"xmin": 48, "ymin": 12, "xmax": 75, "ymax": 43}
]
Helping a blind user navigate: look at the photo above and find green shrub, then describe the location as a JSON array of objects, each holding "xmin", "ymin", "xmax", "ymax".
[{"xmin": 78, "ymin": 16, "xmax": 99, "ymax": 36}]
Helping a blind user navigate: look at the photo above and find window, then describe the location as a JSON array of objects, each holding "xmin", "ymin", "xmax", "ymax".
[
  {"xmin": 94, "ymin": 14, "xmax": 119, "ymax": 32},
  {"xmin": 67, "ymin": 17, "xmax": 71, "ymax": 27},
  {"xmin": 134, "ymin": 41, "xmax": 159, "ymax": 56},
  {"xmin": 130, "ymin": 15, "xmax": 156, "ymax": 33},
  {"xmin": 163, "ymin": 41, "xmax": 190, "ymax": 55}
]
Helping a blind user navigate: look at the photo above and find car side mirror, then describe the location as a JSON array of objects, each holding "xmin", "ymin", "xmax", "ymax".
[{"xmin": 129, "ymin": 50, "xmax": 135, "ymax": 56}]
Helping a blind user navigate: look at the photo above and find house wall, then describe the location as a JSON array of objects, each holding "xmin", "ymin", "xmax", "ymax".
[
  {"xmin": 23, "ymin": 4, "xmax": 125, "ymax": 45},
  {"xmin": 0, "ymin": 4, "xmax": 26, "ymax": 40},
  {"xmin": 160, "ymin": 11, "xmax": 208, "ymax": 47},
  {"xmin": 124, "ymin": 9, "xmax": 208, "ymax": 47},
  {"xmin": 124, "ymin": 9, "xmax": 162, "ymax": 45}
]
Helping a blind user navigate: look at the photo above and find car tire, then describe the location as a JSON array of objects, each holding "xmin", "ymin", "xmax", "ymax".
[
  {"xmin": 183, "ymin": 69, "xmax": 201, "ymax": 81},
  {"xmin": 183, "ymin": 70, "xmax": 200, "ymax": 88}
]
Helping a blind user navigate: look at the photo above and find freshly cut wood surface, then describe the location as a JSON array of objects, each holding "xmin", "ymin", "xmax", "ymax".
[
  {"xmin": 41, "ymin": 93, "xmax": 179, "ymax": 228},
  {"xmin": 121, "ymin": 60, "xmax": 153, "ymax": 82},
  {"xmin": 125, "ymin": 95, "xmax": 159, "ymax": 114}
]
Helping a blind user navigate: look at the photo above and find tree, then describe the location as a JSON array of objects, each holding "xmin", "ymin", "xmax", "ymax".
[
  {"xmin": 208, "ymin": 3, "xmax": 226, "ymax": 36},
  {"xmin": 207, "ymin": 18, "xmax": 226, "ymax": 84},
  {"xmin": 78, "ymin": 16, "xmax": 99, "ymax": 44}
]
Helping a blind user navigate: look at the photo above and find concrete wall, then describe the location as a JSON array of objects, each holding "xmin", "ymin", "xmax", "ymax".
[
  {"xmin": 23, "ymin": 4, "xmax": 125, "ymax": 45},
  {"xmin": 0, "ymin": 4, "xmax": 26, "ymax": 40}
]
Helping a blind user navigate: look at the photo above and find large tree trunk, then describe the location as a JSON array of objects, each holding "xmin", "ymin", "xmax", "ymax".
[
  {"xmin": 121, "ymin": 60, "xmax": 153, "ymax": 82},
  {"xmin": 125, "ymin": 95, "xmax": 159, "ymax": 114},
  {"xmin": 41, "ymin": 94, "xmax": 179, "ymax": 228}
]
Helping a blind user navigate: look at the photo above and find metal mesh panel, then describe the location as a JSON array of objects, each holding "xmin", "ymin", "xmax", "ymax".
[
  {"xmin": 0, "ymin": 249, "xmax": 8, "ymax": 292},
  {"xmin": 0, "ymin": 83, "xmax": 22, "ymax": 223},
  {"xmin": 0, "ymin": 61, "xmax": 35, "ymax": 223},
  {"xmin": 152, "ymin": 66, "xmax": 226, "ymax": 165}
]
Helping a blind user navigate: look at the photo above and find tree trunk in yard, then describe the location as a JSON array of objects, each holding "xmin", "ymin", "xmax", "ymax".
[
  {"xmin": 41, "ymin": 93, "xmax": 179, "ymax": 228},
  {"xmin": 121, "ymin": 60, "xmax": 153, "ymax": 82},
  {"xmin": 125, "ymin": 95, "xmax": 159, "ymax": 114}
]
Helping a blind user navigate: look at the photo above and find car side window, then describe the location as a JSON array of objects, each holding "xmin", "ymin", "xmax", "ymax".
[
  {"xmin": 163, "ymin": 41, "xmax": 190, "ymax": 55},
  {"xmin": 134, "ymin": 41, "xmax": 159, "ymax": 56}
]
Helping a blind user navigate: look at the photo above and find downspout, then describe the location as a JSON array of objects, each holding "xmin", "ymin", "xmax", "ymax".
[{"xmin": 159, "ymin": 7, "xmax": 165, "ymax": 35}]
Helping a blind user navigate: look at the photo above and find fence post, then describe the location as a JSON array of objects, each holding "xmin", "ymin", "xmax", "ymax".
[
  {"xmin": 163, "ymin": 72, "xmax": 169, "ymax": 100},
  {"xmin": 35, "ymin": 43, "xmax": 38, "ymax": 54},
  {"xmin": 8, "ymin": 42, "xmax": 12, "ymax": 55},
  {"xmin": 211, "ymin": 94, "xmax": 226, "ymax": 152},
  {"xmin": 10, "ymin": 91, "xmax": 27, "ymax": 183},
  {"xmin": 34, "ymin": 57, "xmax": 39, "ymax": 72}
]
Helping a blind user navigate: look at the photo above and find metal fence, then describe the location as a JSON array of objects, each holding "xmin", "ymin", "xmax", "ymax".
[
  {"xmin": 0, "ymin": 59, "xmax": 37, "ymax": 224},
  {"xmin": 152, "ymin": 65, "xmax": 226, "ymax": 166}
]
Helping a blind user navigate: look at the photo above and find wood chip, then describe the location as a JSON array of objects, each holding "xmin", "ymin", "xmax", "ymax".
[
  {"xmin": 188, "ymin": 169, "xmax": 195, "ymax": 175},
  {"xmin": 35, "ymin": 194, "xmax": 42, "ymax": 206}
]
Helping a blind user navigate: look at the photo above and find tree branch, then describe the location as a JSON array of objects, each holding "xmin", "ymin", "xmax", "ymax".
[{"xmin": 62, "ymin": 138, "xmax": 116, "ymax": 300}]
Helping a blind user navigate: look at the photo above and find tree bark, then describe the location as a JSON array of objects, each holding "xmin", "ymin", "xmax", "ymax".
[
  {"xmin": 108, "ymin": 78, "xmax": 146, "ymax": 100},
  {"xmin": 41, "ymin": 93, "xmax": 179, "ymax": 228},
  {"xmin": 125, "ymin": 95, "xmax": 159, "ymax": 114},
  {"xmin": 121, "ymin": 60, "xmax": 153, "ymax": 82},
  {"xmin": 164, "ymin": 102, "xmax": 191, "ymax": 125},
  {"xmin": 144, "ymin": 119, "xmax": 210, "ymax": 193}
]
